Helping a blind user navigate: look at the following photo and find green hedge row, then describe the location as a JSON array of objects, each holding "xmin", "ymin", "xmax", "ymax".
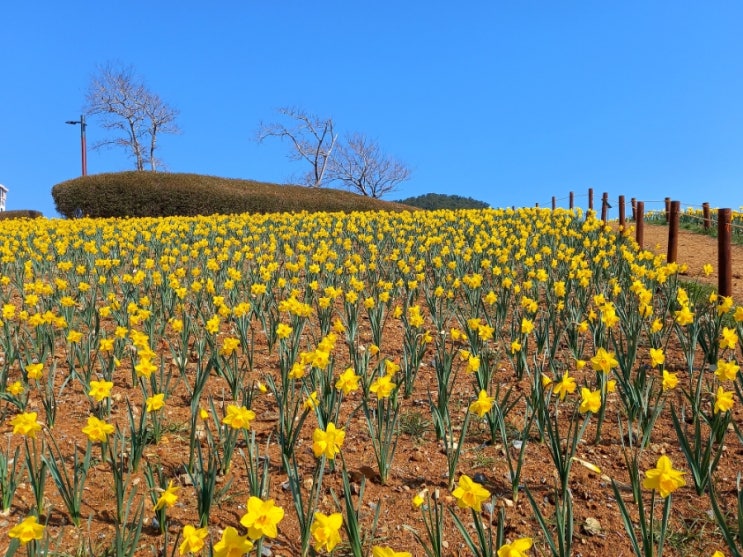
[
  {"xmin": 0, "ymin": 210, "xmax": 44, "ymax": 220},
  {"xmin": 51, "ymin": 172, "xmax": 409, "ymax": 218}
]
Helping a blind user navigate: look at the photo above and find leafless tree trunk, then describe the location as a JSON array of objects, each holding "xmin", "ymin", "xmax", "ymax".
[
  {"xmin": 328, "ymin": 133, "xmax": 411, "ymax": 198},
  {"xmin": 85, "ymin": 63, "xmax": 179, "ymax": 171},
  {"xmin": 257, "ymin": 107, "xmax": 337, "ymax": 187},
  {"xmin": 141, "ymin": 90, "xmax": 180, "ymax": 171}
]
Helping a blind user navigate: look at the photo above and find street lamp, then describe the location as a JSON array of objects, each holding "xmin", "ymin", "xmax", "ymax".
[{"xmin": 65, "ymin": 114, "xmax": 87, "ymax": 176}]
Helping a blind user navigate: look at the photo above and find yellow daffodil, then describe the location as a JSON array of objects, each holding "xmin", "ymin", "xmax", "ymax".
[
  {"xmin": 303, "ymin": 390, "xmax": 320, "ymax": 409},
  {"xmin": 372, "ymin": 546, "xmax": 413, "ymax": 557},
  {"xmin": 154, "ymin": 480, "xmax": 180, "ymax": 511},
  {"xmin": 467, "ymin": 355, "xmax": 480, "ymax": 373},
  {"xmin": 135, "ymin": 357, "xmax": 157, "ymax": 378},
  {"xmin": 146, "ymin": 393, "xmax": 165, "ymax": 412},
  {"xmin": 719, "ymin": 327, "xmax": 738, "ymax": 350},
  {"xmin": 553, "ymin": 372, "xmax": 577, "ymax": 400},
  {"xmin": 213, "ymin": 526, "xmax": 253, "ymax": 557},
  {"xmin": 82, "ymin": 415, "xmax": 115, "ymax": 443},
  {"xmin": 675, "ymin": 304, "xmax": 694, "ymax": 326},
  {"xmin": 222, "ymin": 404, "xmax": 256, "ymax": 430},
  {"xmin": 7, "ymin": 381, "xmax": 24, "ymax": 396},
  {"xmin": 370, "ymin": 374, "xmax": 395, "ymax": 399},
  {"xmin": 179, "ymin": 524, "xmax": 208, "ymax": 555},
  {"xmin": 310, "ymin": 511, "xmax": 343, "ymax": 553},
  {"xmin": 469, "ymin": 389, "xmax": 494, "ymax": 417},
  {"xmin": 88, "ymin": 379, "xmax": 113, "ymax": 402},
  {"xmin": 591, "ymin": 347, "xmax": 618, "ymax": 373},
  {"xmin": 649, "ymin": 347, "xmax": 665, "ymax": 368},
  {"xmin": 219, "ymin": 336, "xmax": 240, "ymax": 357},
  {"xmin": 452, "ymin": 474, "xmax": 490, "ymax": 511},
  {"xmin": 8, "ymin": 515, "xmax": 44, "ymax": 544},
  {"xmin": 335, "ymin": 367, "xmax": 360, "ymax": 395},
  {"xmin": 412, "ymin": 488, "xmax": 427, "ymax": 509},
  {"xmin": 497, "ymin": 537, "xmax": 533, "ymax": 557},
  {"xmin": 25, "ymin": 363, "xmax": 44, "ymax": 380},
  {"xmin": 715, "ymin": 359, "xmax": 740, "ymax": 381},
  {"xmin": 579, "ymin": 387, "xmax": 601, "ymax": 414},
  {"xmin": 205, "ymin": 315, "xmax": 220, "ymax": 334},
  {"xmin": 384, "ymin": 359, "xmax": 401, "ymax": 376},
  {"xmin": 642, "ymin": 455, "xmax": 686, "ymax": 497},
  {"xmin": 312, "ymin": 422, "xmax": 345, "ymax": 460},
  {"xmin": 10, "ymin": 411, "xmax": 42, "ymax": 438},
  {"xmin": 714, "ymin": 386, "xmax": 734, "ymax": 414},
  {"xmin": 662, "ymin": 369, "xmax": 679, "ymax": 391},
  {"xmin": 276, "ymin": 323, "xmax": 292, "ymax": 339},
  {"xmin": 240, "ymin": 496, "xmax": 285, "ymax": 540}
]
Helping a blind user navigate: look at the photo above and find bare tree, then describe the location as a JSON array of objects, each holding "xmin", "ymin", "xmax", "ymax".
[
  {"xmin": 257, "ymin": 107, "xmax": 337, "ymax": 187},
  {"xmin": 328, "ymin": 133, "xmax": 411, "ymax": 198},
  {"xmin": 85, "ymin": 63, "xmax": 179, "ymax": 171}
]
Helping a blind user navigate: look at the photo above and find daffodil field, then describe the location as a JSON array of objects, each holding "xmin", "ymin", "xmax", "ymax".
[{"xmin": 1, "ymin": 208, "xmax": 742, "ymax": 556}]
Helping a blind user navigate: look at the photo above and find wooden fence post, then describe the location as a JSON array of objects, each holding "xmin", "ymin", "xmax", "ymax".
[
  {"xmin": 552, "ymin": 196, "xmax": 556, "ymax": 210},
  {"xmin": 719, "ymin": 208, "xmax": 732, "ymax": 297},
  {"xmin": 569, "ymin": 191, "xmax": 574, "ymax": 209},
  {"xmin": 665, "ymin": 197, "xmax": 671, "ymax": 223},
  {"xmin": 618, "ymin": 195, "xmax": 626, "ymax": 230},
  {"xmin": 636, "ymin": 201, "xmax": 644, "ymax": 247},
  {"xmin": 631, "ymin": 198, "xmax": 636, "ymax": 221},
  {"xmin": 703, "ymin": 202, "xmax": 711, "ymax": 230},
  {"xmin": 668, "ymin": 200, "xmax": 680, "ymax": 263},
  {"xmin": 601, "ymin": 192, "xmax": 609, "ymax": 222},
  {"xmin": 588, "ymin": 188, "xmax": 594, "ymax": 211}
]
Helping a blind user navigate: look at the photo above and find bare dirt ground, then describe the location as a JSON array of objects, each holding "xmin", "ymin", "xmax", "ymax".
[{"xmin": 1, "ymin": 223, "xmax": 741, "ymax": 557}]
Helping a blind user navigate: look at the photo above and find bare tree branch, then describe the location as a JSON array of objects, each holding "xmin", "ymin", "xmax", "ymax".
[
  {"xmin": 328, "ymin": 133, "xmax": 411, "ymax": 198},
  {"xmin": 85, "ymin": 62, "xmax": 179, "ymax": 171},
  {"xmin": 256, "ymin": 107, "xmax": 336, "ymax": 187}
]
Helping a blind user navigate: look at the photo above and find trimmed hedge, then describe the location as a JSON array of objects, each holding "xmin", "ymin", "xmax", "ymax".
[
  {"xmin": 51, "ymin": 172, "xmax": 411, "ymax": 218},
  {"xmin": 0, "ymin": 210, "xmax": 44, "ymax": 220}
]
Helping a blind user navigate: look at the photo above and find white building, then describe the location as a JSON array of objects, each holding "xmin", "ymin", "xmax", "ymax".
[{"xmin": 0, "ymin": 184, "xmax": 7, "ymax": 211}]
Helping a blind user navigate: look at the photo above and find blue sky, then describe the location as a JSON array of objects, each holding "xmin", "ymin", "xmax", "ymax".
[{"xmin": 2, "ymin": 1, "xmax": 742, "ymax": 217}]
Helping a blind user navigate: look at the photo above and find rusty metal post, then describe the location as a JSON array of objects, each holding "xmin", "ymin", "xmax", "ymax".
[
  {"xmin": 719, "ymin": 208, "xmax": 732, "ymax": 297},
  {"xmin": 668, "ymin": 200, "xmax": 680, "ymax": 263}
]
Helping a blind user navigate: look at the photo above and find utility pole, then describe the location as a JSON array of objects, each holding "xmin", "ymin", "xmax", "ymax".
[{"xmin": 65, "ymin": 114, "xmax": 88, "ymax": 176}]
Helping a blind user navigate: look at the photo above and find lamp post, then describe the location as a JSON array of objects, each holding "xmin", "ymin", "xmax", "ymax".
[{"xmin": 65, "ymin": 114, "xmax": 87, "ymax": 176}]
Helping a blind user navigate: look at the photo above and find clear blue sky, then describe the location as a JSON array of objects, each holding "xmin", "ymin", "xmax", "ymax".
[{"xmin": 2, "ymin": 1, "xmax": 742, "ymax": 217}]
